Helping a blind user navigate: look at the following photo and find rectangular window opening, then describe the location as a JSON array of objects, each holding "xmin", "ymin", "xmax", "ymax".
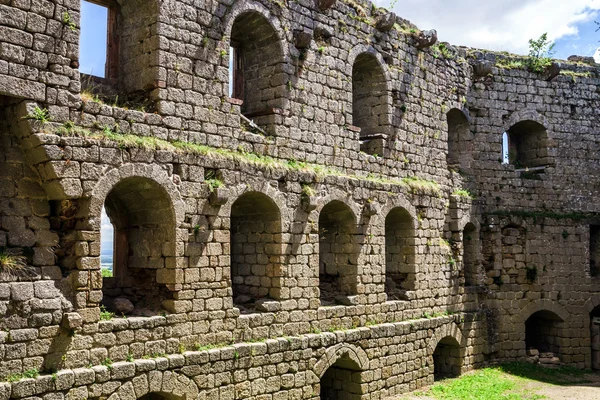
[{"xmin": 80, "ymin": 0, "xmax": 119, "ymax": 80}]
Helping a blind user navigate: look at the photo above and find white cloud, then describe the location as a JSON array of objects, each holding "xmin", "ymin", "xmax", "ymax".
[
  {"xmin": 376, "ymin": 0, "xmax": 600, "ymax": 55},
  {"xmin": 595, "ymin": 46, "xmax": 600, "ymax": 61}
]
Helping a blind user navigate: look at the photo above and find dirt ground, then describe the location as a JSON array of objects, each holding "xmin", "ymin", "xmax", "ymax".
[{"xmin": 396, "ymin": 370, "xmax": 600, "ymax": 400}]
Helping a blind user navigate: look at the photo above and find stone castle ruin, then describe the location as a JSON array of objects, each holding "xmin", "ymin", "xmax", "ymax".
[{"xmin": 0, "ymin": 0, "xmax": 599, "ymax": 398}]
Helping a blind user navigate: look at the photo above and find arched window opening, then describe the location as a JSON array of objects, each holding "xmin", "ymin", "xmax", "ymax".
[
  {"xmin": 320, "ymin": 357, "xmax": 365, "ymax": 400},
  {"xmin": 590, "ymin": 306, "xmax": 600, "ymax": 370},
  {"xmin": 590, "ymin": 225, "xmax": 600, "ymax": 277},
  {"xmin": 100, "ymin": 207, "xmax": 114, "ymax": 278},
  {"xmin": 463, "ymin": 223, "xmax": 479, "ymax": 286},
  {"xmin": 101, "ymin": 177, "xmax": 175, "ymax": 316},
  {"xmin": 433, "ymin": 336, "xmax": 462, "ymax": 381},
  {"xmin": 525, "ymin": 310, "xmax": 563, "ymax": 365},
  {"xmin": 230, "ymin": 192, "xmax": 282, "ymax": 313},
  {"xmin": 353, "ymin": 53, "xmax": 389, "ymax": 156},
  {"xmin": 447, "ymin": 108, "xmax": 472, "ymax": 170},
  {"xmin": 384, "ymin": 207, "xmax": 415, "ymax": 300},
  {"xmin": 504, "ymin": 120, "xmax": 551, "ymax": 169},
  {"xmin": 230, "ymin": 12, "xmax": 286, "ymax": 118},
  {"xmin": 319, "ymin": 201, "xmax": 359, "ymax": 305}
]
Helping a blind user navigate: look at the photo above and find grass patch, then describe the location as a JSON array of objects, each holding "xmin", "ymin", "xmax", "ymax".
[
  {"xmin": 49, "ymin": 124, "xmax": 442, "ymax": 196},
  {"xmin": 499, "ymin": 362, "xmax": 590, "ymax": 385},
  {"xmin": 4, "ymin": 368, "xmax": 39, "ymax": 383},
  {"xmin": 0, "ymin": 248, "xmax": 26, "ymax": 273},
  {"xmin": 425, "ymin": 368, "xmax": 518, "ymax": 399},
  {"xmin": 101, "ymin": 268, "xmax": 113, "ymax": 278},
  {"xmin": 414, "ymin": 363, "xmax": 591, "ymax": 400}
]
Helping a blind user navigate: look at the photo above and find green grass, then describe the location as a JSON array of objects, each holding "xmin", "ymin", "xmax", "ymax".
[
  {"xmin": 425, "ymin": 368, "xmax": 519, "ymax": 399},
  {"xmin": 48, "ymin": 124, "xmax": 442, "ymax": 196},
  {"xmin": 499, "ymin": 362, "xmax": 590, "ymax": 385},
  {"xmin": 101, "ymin": 268, "xmax": 113, "ymax": 278},
  {"xmin": 4, "ymin": 368, "xmax": 39, "ymax": 383},
  {"xmin": 415, "ymin": 363, "xmax": 591, "ymax": 400}
]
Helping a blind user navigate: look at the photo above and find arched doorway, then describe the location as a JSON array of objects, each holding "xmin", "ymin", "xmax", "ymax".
[
  {"xmin": 525, "ymin": 310, "xmax": 563, "ymax": 365},
  {"xmin": 432, "ymin": 336, "xmax": 462, "ymax": 381},
  {"xmin": 591, "ymin": 306, "xmax": 600, "ymax": 370},
  {"xmin": 320, "ymin": 356, "xmax": 366, "ymax": 399}
]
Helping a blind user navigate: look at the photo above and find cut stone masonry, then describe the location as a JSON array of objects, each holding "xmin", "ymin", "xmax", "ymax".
[{"xmin": 0, "ymin": 0, "xmax": 598, "ymax": 399}]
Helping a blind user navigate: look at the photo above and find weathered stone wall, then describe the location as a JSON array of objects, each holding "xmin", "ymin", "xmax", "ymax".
[{"xmin": 0, "ymin": 0, "xmax": 598, "ymax": 398}]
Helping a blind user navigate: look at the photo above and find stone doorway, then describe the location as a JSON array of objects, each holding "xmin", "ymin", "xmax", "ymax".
[{"xmin": 432, "ymin": 336, "xmax": 462, "ymax": 381}]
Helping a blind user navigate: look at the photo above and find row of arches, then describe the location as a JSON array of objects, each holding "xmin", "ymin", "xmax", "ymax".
[{"xmin": 97, "ymin": 171, "xmax": 480, "ymax": 314}]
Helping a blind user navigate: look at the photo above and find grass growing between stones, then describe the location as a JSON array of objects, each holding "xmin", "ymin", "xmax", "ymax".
[
  {"xmin": 0, "ymin": 248, "xmax": 26, "ymax": 273},
  {"xmin": 49, "ymin": 124, "xmax": 442, "ymax": 195},
  {"xmin": 411, "ymin": 363, "xmax": 592, "ymax": 400}
]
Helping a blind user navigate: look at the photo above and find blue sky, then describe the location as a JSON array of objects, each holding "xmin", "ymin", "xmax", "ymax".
[
  {"xmin": 80, "ymin": 1, "xmax": 108, "ymax": 77},
  {"xmin": 376, "ymin": 0, "xmax": 600, "ymax": 61}
]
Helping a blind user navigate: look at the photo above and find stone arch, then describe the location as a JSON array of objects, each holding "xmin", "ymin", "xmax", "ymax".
[
  {"xmin": 222, "ymin": 0, "xmax": 292, "ymax": 59},
  {"xmin": 505, "ymin": 109, "xmax": 550, "ymax": 131},
  {"xmin": 427, "ymin": 322, "xmax": 466, "ymax": 354},
  {"xmin": 428, "ymin": 323, "xmax": 465, "ymax": 380},
  {"xmin": 228, "ymin": 190, "xmax": 284, "ymax": 310},
  {"xmin": 107, "ymin": 370, "xmax": 199, "ymax": 400},
  {"xmin": 346, "ymin": 44, "xmax": 392, "ymax": 89},
  {"xmin": 503, "ymin": 110, "xmax": 553, "ymax": 168},
  {"xmin": 314, "ymin": 190, "xmax": 362, "ymax": 225},
  {"xmin": 514, "ymin": 299, "xmax": 569, "ymax": 324},
  {"xmin": 223, "ymin": 1, "xmax": 291, "ymax": 117},
  {"xmin": 89, "ymin": 164, "xmax": 185, "ymax": 232},
  {"xmin": 314, "ymin": 343, "xmax": 369, "ymax": 378},
  {"xmin": 317, "ymin": 197, "xmax": 361, "ymax": 303},
  {"xmin": 219, "ymin": 182, "xmax": 289, "ymax": 229},
  {"xmin": 348, "ymin": 45, "xmax": 392, "ymax": 156},
  {"xmin": 87, "ymin": 164, "xmax": 186, "ymax": 314}
]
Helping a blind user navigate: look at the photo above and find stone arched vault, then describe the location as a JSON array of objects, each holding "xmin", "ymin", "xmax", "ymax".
[
  {"xmin": 314, "ymin": 343, "xmax": 369, "ymax": 378},
  {"xmin": 88, "ymin": 163, "xmax": 186, "ymax": 234},
  {"xmin": 427, "ymin": 322, "xmax": 467, "ymax": 356},
  {"xmin": 218, "ymin": 181, "xmax": 290, "ymax": 232},
  {"xmin": 108, "ymin": 370, "xmax": 199, "ymax": 400},
  {"xmin": 513, "ymin": 299, "xmax": 570, "ymax": 324},
  {"xmin": 505, "ymin": 109, "xmax": 550, "ymax": 132},
  {"xmin": 222, "ymin": 0, "xmax": 293, "ymax": 57}
]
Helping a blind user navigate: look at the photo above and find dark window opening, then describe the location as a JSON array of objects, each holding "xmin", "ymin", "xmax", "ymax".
[
  {"xmin": 463, "ymin": 223, "xmax": 479, "ymax": 286},
  {"xmin": 525, "ymin": 310, "xmax": 563, "ymax": 360},
  {"xmin": 80, "ymin": 0, "xmax": 119, "ymax": 80},
  {"xmin": 590, "ymin": 306, "xmax": 600, "ymax": 370},
  {"xmin": 101, "ymin": 177, "xmax": 175, "ymax": 316},
  {"xmin": 230, "ymin": 192, "xmax": 282, "ymax": 313},
  {"xmin": 230, "ymin": 12, "xmax": 286, "ymax": 118},
  {"xmin": 353, "ymin": 53, "xmax": 389, "ymax": 156},
  {"xmin": 385, "ymin": 207, "xmax": 415, "ymax": 300},
  {"xmin": 319, "ymin": 201, "xmax": 359, "ymax": 305},
  {"xmin": 591, "ymin": 225, "xmax": 600, "ymax": 277},
  {"xmin": 433, "ymin": 337, "xmax": 462, "ymax": 381},
  {"xmin": 504, "ymin": 120, "xmax": 551, "ymax": 169},
  {"xmin": 320, "ymin": 357, "xmax": 364, "ymax": 400},
  {"xmin": 447, "ymin": 108, "xmax": 472, "ymax": 170}
]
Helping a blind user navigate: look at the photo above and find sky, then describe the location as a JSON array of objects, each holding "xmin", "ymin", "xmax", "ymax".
[
  {"xmin": 80, "ymin": 1, "xmax": 108, "ymax": 77},
  {"xmin": 375, "ymin": 0, "xmax": 600, "ymax": 61}
]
